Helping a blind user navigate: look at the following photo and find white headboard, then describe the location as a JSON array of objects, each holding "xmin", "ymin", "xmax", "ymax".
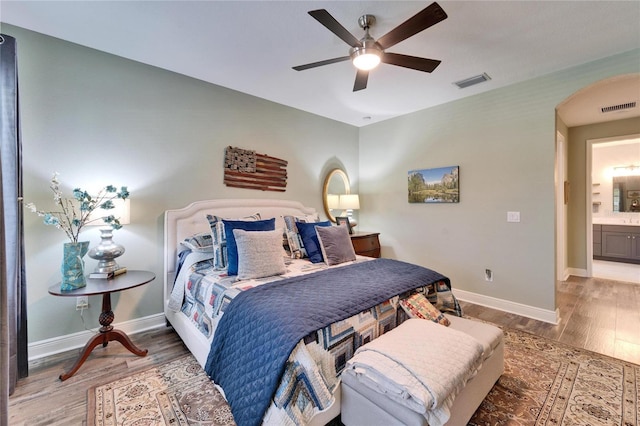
[{"xmin": 163, "ymin": 199, "xmax": 318, "ymax": 303}]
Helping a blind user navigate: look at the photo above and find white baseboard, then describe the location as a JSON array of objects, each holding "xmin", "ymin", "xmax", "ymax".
[
  {"xmin": 29, "ymin": 292, "xmax": 560, "ymax": 360},
  {"xmin": 567, "ymin": 267, "xmax": 588, "ymax": 278},
  {"xmin": 28, "ymin": 313, "xmax": 167, "ymax": 361},
  {"xmin": 454, "ymin": 289, "xmax": 560, "ymax": 325}
]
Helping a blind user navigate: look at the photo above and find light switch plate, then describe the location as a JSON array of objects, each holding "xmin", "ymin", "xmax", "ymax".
[{"xmin": 507, "ymin": 211, "xmax": 520, "ymax": 222}]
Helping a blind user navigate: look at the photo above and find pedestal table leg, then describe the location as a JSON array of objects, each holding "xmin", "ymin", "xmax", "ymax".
[{"xmin": 59, "ymin": 292, "xmax": 147, "ymax": 381}]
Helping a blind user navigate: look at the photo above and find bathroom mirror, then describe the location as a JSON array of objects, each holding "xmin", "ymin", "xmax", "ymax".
[
  {"xmin": 613, "ymin": 175, "xmax": 640, "ymax": 212},
  {"xmin": 322, "ymin": 169, "xmax": 350, "ymax": 223}
]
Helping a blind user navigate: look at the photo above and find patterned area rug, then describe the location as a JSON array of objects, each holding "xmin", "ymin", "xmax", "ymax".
[
  {"xmin": 87, "ymin": 355, "xmax": 235, "ymax": 426},
  {"xmin": 88, "ymin": 328, "xmax": 639, "ymax": 425},
  {"xmin": 469, "ymin": 328, "xmax": 639, "ymax": 426}
]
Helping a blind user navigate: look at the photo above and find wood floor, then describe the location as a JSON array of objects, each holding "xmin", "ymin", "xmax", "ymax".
[
  {"xmin": 8, "ymin": 276, "xmax": 640, "ymax": 425},
  {"xmin": 461, "ymin": 275, "xmax": 640, "ymax": 365}
]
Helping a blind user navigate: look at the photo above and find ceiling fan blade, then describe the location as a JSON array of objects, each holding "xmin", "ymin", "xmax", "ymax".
[
  {"xmin": 353, "ymin": 70, "xmax": 369, "ymax": 91},
  {"xmin": 376, "ymin": 2, "xmax": 448, "ymax": 50},
  {"xmin": 308, "ymin": 9, "xmax": 363, "ymax": 48},
  {"xmin": 292, "ymin": 56, "xmax": 351, "ymax": 71},
  {"xmin": 382, "ymin": 52, "xmax": 441, "ymax": 73}
]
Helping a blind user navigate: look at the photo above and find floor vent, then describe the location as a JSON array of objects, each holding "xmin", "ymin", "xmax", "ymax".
[
  {"xmin": 453, "ymin": 73, "xmax": 491, "ymax": 89},
  {"xmin": 601, "ymin": 101, "xmax": 636, "ymax": 114}
]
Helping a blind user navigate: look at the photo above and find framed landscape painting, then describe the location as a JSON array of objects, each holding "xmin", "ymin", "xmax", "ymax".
[{"xmin": 408, "ymin": 166, "xmax": 459, "ymax": 203}]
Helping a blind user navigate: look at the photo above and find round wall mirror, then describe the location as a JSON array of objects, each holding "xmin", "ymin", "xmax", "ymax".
[{"xmin": 323, "ymin": 169, "xmax": 350, "ymax": 223}]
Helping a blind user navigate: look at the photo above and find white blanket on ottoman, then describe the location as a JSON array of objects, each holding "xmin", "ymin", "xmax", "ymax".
[{"xmin": 342, "ymin": 318, "xmax": 484, "ymax": 426}]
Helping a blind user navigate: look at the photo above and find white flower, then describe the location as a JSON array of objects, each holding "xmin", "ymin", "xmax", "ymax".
[{"xmin": 27, "ymin": 173, "xmax": 129, "ymax": 243}]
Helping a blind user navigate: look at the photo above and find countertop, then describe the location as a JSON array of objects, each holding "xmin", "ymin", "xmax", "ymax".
[{"xmin": 593, "ymin": 218, "xmax": 640, "ymax": 226}]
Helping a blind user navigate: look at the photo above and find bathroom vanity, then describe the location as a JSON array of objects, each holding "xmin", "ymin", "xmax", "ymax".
[{"xmin": 593, "ymin": 223, "xmax": 640, "ymax": 264}]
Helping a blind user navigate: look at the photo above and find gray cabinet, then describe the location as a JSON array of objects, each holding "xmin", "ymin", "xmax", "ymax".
[
  {"xmin": 594, "ymin": 224, "xmax": 640, "ymax": 264},
  {"xmin": 593, "ymin": 224, "xmax": 601, "ymax": 256}
]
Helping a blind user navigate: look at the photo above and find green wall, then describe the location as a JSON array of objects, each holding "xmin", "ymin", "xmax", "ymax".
[
  {"xmin": 358, "ymin": 49, "xmax": 640, "ymax": 312},
  {"xmin": 4, "ymin": 24, "xmax": 359, "ymax": 343}
]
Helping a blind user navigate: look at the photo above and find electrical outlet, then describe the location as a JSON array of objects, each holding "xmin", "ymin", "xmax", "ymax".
[
  {"xmin": 484, "ymin": 269, "xmax": 493, "ymax": 282},
  {"xmin": 76, "ymin": 296, "xmax": 89, "ymax": 310},
  {"xmin": 507, "ymin": 211, "xmax": 521, "ymax": 222}
]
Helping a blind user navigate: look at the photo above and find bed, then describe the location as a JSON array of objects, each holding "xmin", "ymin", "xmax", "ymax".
[{"xmin": 163, "ymin": 199, "xmax": 468, "ymax": 426}]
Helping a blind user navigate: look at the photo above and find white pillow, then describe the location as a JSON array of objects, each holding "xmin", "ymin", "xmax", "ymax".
[{"xmin": 233, "ymin": 228, "xmax": 287, "ymax": 280}]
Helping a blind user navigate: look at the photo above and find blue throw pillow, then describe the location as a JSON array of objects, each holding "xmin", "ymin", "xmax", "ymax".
[
  {"xmin": 296, "ymin": 221, "xmax": 331, "ymax": 263},
  {"xmin": 223, "ymin": 218, "xmax": 276, "ymax": 275}
]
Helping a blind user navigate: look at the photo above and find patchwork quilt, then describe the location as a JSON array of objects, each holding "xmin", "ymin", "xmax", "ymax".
[
  {"xmin": 171, "ymin": 254, "xmax": 462, "ymax": 426},
  {"xmin": 205, "ymin": 258, "xmax": 458, "ymax": 426}
]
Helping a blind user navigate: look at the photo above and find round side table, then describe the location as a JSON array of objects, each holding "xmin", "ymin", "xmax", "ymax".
[{"xmin": 48, "ymin": 270, "xmax": 155, "ymax": 381}]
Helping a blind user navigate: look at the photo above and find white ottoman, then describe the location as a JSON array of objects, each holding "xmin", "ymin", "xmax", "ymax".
[{"xmin": 341, "ymin": 315, "xmax": 503, "ymax": 426}]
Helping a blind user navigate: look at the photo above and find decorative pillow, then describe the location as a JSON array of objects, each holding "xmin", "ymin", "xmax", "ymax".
[
  {"xmin": 421, "ymin": 280, "xmax": 463, "ymax": 317},
  {"xmin": 399, "ymin": 293, "xmax": 450, "ymax": 326},
  {"xmin": 223, "ymin": 218, "xmax": 276, "ymax": 275},
  {"xmin": 315, "ymin": 225, "xmax": 356, "ymax": 266},
  {"xmin": 233, "ymin": 228, "xmax": 287, "ymax": 280},
  {"xmin": 295, "ymin": 221, "xmax": 331, "ymax": 263},
  {"xmin": 282, "ymin": 214, "xmax": 320, "ymax": 259},
  {"xmin": 181, "ymin": 232, "xmax": 213, "ymax": 253},
  {"xmin": 206, "ymin": 213, "xmax": 261, "ymax": 269}
]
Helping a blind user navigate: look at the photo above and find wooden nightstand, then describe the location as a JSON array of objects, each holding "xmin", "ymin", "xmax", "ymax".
[
  {"xmin": 350, "ymin": 231, "xmax": 381, "ymax": 258},
  {"xmin": 48, "ymin": 270, "xmax": 155, "ymax": 380}
]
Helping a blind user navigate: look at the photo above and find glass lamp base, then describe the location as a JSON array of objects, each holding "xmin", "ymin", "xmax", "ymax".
[{"xmin": 88, "ymin": 227, "xmax": 125, "ymax": 273}]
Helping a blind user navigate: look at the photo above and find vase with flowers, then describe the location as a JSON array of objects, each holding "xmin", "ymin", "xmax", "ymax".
[{"xmin": 26, "ymin": 173, "xmax": 129, "ymax": 291}]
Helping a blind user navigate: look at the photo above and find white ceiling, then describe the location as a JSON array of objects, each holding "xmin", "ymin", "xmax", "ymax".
[{"xmin": 2, "ymin": 1, "xmax": 639, "ymax": 127}]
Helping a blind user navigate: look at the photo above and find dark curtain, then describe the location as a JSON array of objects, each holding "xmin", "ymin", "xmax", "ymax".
[{"xmin": 1, "ymin": 33, "xmax": 28, "ymax": 424}]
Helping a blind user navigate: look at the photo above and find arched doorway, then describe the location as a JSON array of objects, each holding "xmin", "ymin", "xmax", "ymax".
[{"xmin": 556, "ymin": 73, "xmax": 640, "ymax": 283}]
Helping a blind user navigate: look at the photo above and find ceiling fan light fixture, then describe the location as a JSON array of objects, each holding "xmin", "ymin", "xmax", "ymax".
[
  {"xmin": 351, "ymin": 48, "xmax": 382, "ymax": 71},
  {"xmin": 294, "ymin": 5, "xmax": 448, "ymax": 91},
  {"xmin": 351, "ymin": 15, "xmax": 382, "ymax": 71}
]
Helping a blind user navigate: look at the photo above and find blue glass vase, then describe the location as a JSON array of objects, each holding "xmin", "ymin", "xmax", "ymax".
[{"xmin": 61, "ymin": 241, "xmax": 89, "ymax": 291}]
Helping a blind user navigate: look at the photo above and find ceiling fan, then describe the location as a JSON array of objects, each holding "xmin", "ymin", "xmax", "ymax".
[{"xmin": 292, "ymin": 2, "xmax": 448, "ymax": 92}]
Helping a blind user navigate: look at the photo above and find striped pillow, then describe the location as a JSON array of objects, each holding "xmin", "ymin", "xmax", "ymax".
[
  {"xmin": 206, "ymin": 213, "xmax": 261, "ymax": 270},
  {"xmin": 181, "ymin": 232, "xmax": 213, "ymax": 253},
  {"xmin": 282, "ymin": 214, "xmax": 319, "ymax": 259}
]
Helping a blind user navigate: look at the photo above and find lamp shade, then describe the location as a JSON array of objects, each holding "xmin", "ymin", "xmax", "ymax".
[
  {"xmin": 339, "ymin": 194, "xmax": 360, "ymax": 210},
  {"xmin": 327, "ymin": 194, "xmax": 340, "ymax": 209},
  {"xmin": 88, "ymin": 198, "xmax": 130, "ymax": 226}
]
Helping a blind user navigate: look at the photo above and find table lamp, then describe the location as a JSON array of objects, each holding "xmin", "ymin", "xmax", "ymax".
[
  {"xmin": 339, "ymin": 194, "xmax": 360, "ymax": 227},
  {"xmin": 88, "ymin": 199, "xmax": 130, "ymax": 273}
]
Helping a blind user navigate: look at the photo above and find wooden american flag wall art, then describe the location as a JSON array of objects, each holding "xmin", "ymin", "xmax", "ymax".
[{"xmin": 223, "ymin": 146, "xmax": 288, "ymax": 192}]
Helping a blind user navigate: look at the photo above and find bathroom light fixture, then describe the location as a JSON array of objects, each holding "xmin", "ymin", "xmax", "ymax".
[{"xmin": 613, "ymin": 165, "xmax": 640, "ymax": 177}]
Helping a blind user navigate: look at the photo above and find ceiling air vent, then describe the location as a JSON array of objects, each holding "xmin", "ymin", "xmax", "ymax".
[
  {"xmin": 453, "ymin": 73, "xmax": 491, "ymax": 89},
  {"xmin": 601, "ymin": 101, "xmax": 636, "ymax": 114}
]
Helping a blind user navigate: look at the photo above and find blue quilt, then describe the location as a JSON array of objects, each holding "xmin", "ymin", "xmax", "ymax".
[{"xmin": 204, "ymin": 258, "xmax": 450, "ymax": 426}]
